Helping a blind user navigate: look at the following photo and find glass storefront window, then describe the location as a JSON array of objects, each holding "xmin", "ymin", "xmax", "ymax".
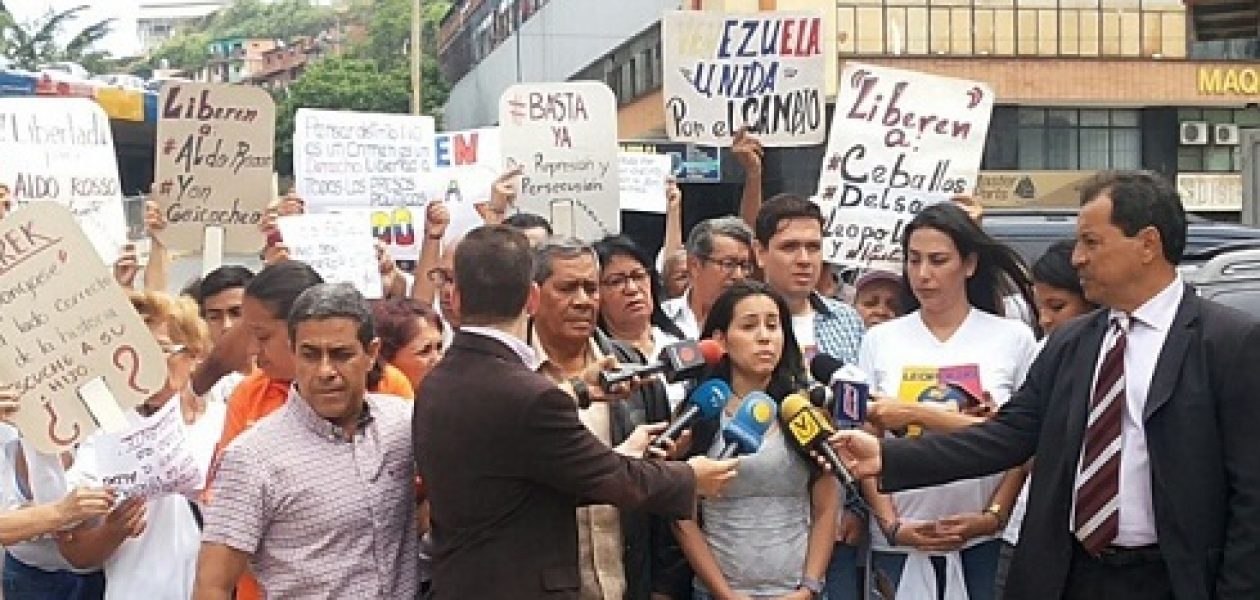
[{"xmin": 988, "ymin": 107, "xmax": 1142, "ymax": 170}]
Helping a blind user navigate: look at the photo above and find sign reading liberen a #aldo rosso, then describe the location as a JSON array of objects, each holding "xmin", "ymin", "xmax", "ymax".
[
  {"xmin": 815, "ymin": 63, "xmax": 994, "ymax": 272},
  {"xmin": 0, "ymin": 203, "xmax": 166, "ymax": 454},
  {"xmin": 153, "ymin": 83, "xmax": 275, "ymax": 254},
  {"xmin": 663, "ymin": 11, "xmax": 827, "ymax": 147}
]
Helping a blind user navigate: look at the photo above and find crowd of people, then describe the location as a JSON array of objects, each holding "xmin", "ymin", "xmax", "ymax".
[{"xmin": 0, "ymin": 131, "xmax": 1256, "ymax": 600}]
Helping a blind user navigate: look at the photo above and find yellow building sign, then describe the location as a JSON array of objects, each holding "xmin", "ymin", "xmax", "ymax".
[{"xmin": 1198, "ymin": 67, "xmax": 1260, "ymax": 95}]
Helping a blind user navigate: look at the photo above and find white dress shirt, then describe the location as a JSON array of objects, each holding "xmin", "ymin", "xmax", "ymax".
[{"xmin": 1073, "ymin": 276, "xmax": 1183, "ymax": 547}]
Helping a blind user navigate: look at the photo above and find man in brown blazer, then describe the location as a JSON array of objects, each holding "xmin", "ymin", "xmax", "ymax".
[{"xmin": 415, "ymin": 225, "xmax": 738, "ymax": 599}]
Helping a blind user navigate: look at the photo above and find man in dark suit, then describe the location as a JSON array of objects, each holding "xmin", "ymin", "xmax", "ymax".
[
  {"xmin": 829, "ymin": 171, "xmax": 1260, "ymax": 600},
  {"xmin": 415, "ymin": 225, "xmax": 738, "ymax": 599}
]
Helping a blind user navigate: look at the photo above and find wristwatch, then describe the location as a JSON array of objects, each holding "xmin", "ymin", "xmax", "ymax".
[
  {"xmin": 984, "ymin": 503, "xmax": 1008, "ymax": 527},
  {"xmin": 796, "ymin": 575, "xmax": 824, "ymax": 597}
]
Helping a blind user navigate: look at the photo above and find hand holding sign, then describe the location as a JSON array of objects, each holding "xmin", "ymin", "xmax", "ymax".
[
  {"xmin": 0, "ymin": 203, "xmax": 168, "ymax": 454},
  {"xmin": 425, "ymin": 201, "xmax": 450, "ymax": 239},
  {"xmin": 732, "ymin": 128, "xmax": 765, "ymax": 175}
]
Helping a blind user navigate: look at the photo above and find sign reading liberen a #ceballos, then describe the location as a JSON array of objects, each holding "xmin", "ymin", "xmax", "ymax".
[
  {"xmin": 663, "ymin": 11, "xmax": 826, "ymax": 147},
  {"xmin": 0, "ymin": 98, "xmax": 128, "ymax": 263},
  {"xmin": 815, "ymin": 63, "xmax": 994, "ymax": 271},
  {"xmin": 153, "ymin": 83, "xmax": 275, "ymax": 254},
  {"xmin": 499, "ymin": 81, "xmax": 620, "ymax": 241},
  {"xmin": 0, "ymin": 204, "xmax": 167, "ymax": 454},
  {"xmin": 276, "ymin": 213, "xmax": 383, "ymax": 299},
  {"xmin": 293, "ymin": 109, "xmax": 435, "ymax": 259}
]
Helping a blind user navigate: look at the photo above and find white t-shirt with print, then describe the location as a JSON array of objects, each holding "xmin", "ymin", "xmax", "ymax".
[{"xmin": 858, "ymin": 308, "xmax": 1037, "ymax": 551}]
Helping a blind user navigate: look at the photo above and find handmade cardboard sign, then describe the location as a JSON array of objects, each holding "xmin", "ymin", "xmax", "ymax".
[
  {"xmin": 0, "ymin": 203, "xmax": 167, "ymax": 453},
  {"xmin": 499, "ymin": 82, "xmax": 620, "ymax": 240},
  {"xmin": 153, "ymin": 83, "xmax": 276, "ymax": 254},
  {"xmin": 276, "ymin": 213, "xmax": 383, "ymax": 299},
  {"xmin": 815, "ymin": 63, "xmax": 994, "ymax": 271},
  {"xmin": 663, "ymin": 11, "xmax": 827, "ymax": 147},
  {"xmin": 0, "ymin": 98, "xmax": 128, "ymax": 263}
]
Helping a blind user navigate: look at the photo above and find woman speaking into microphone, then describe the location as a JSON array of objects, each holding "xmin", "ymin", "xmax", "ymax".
[{"xmin": 674, "ymin": 281, "xmax": 839, "ymax": 600}]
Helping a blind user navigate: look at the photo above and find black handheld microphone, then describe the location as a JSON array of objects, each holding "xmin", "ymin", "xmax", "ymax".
[
  {"xmin": 780, "ymin": 393, "xmax": 870, "ymax": 517},
  {"xmin": 599, "ymin": 339, "xmax": 724, "ymax": 392},
  {"xmin": 647, "ymin": 378, "xmax": 732, "ymax": 456}
]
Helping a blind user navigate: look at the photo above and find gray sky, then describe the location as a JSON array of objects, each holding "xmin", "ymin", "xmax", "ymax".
[{"xmin": 9, "ymin": 0, "xmax": 142, "ymax": 57}]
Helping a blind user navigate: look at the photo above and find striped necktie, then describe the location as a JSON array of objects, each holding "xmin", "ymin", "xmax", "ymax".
[{"xmin": 1075, "ymin": 316, "xmax": 1128, "ymax": 554}]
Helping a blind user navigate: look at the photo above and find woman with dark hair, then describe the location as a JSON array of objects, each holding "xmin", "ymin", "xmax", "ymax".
[
  {"xmin": 371, "ymin": 298, "xmax": 446, "ymax": 392},
  {"xmin": 593, "ymin": 236, "xmax": 687, "ymax": 354},
  {"xmin": 1030, "ymin": 239, "xmax": 1098, "ymax": 336},
  {"xmin": 674, "ymin": 281, "xmax": 838, "ymax": 600},
  {"xmin": 857, "ymin": 203, "xmax": 1039, "ymax": 600}
]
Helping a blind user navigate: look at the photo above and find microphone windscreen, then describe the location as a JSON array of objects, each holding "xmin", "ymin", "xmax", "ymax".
[
  {"xmin": 697, "ymin": 339, "xmax": 725, "ymax": 366},
  {"xmin": 809, "ymin": 354, "xmax": 845, "ymax": 385},
  {"xmin": 721, "ymin": 391, "xmax": 776, "ymax": 456},
  {"xmin": 687, "ymin": 378, "xmax": 733, "ymax": 419}
]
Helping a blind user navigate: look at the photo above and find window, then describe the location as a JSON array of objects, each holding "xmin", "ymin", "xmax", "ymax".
[
  {"xmin": 984, "ymin": 107, "xmax": 1142, "ymax": 170},
  {"xmin": 1177, "ymin": 107, "xmax": 1259, "ymax": 172}
]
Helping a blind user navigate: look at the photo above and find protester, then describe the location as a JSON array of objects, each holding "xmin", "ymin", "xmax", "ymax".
[
  {"xmin": 412, "ymin": 200, "xmax": 451, "ymax": 306},
  {"xmin": 674, "ymin": 280, "xmax": 838, "ymax": 600},
  {"xmin": 209, "ymin": 260, "xmax": 413, "ymax": 600},
  {"xmin": 59, "ymin": 290, "xmax": 223, "ymax": 599},
  {"xmin": 376, "ymin": 240, "xmax": 413, "ymax": 299},
  {"xmin": 661, "ymin": 249, "xmax": 690, "ymax": 300},
  {"xmin": 195, "ymin": 283, "xmax": 419, "ymax": 600},
  {"xmin": 852, "ymin": 270, "xmax": 904, "ymax": 328},
  {"xmin": 995, "ymin": 238, "xmax": 1100, "ymax": 596},
  {"xmin": 663, "ymin": 217, "xmax": 755, "ymax": 340},
  {"xmin": 0, "ymin": 391, "xmax": 113, "ymax": 600},
  {"xmin": 830, "ymin": 171, "xmax": 1260, "ymax": 599},
  {"xmin": 593, "ymin": 235, "xmax": 687, "ymax": 360},
  {"xmin": 371, "ymin": 297, "xmax": 445, "ymax": 392},
  {"xmin": 855, "ymin": 202, "xmax": 1038, "ymax": 600},
  {"xmin": 415, "ymin": 225, "xmax": 738, "ymax": 599},
  {"xmin": 528, "ymin": 237, "xmax": 690, "ymax": 599}
]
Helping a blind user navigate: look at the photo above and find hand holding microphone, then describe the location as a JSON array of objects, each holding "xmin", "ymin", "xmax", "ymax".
[
  {"xmin": 599, "ymin": 339, "xmax": 724, "ymax": 392},
  {"xmin": 646, "ymin": 378, "xmax": 732, "ymax": 457}
]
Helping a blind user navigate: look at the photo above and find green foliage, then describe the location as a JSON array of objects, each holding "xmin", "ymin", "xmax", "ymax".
[
  {"xmin": 274, "ymin": 57, "xmax": 412, "ymax": 175},
  {"xmin": 0, "ymin": 4, "xmax": 114, "ymax": 71}
]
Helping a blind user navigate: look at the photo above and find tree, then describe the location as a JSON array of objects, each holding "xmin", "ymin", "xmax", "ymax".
[{"xmin": 0, "ymin": 4, "xmax": 113, "ymax": 71}]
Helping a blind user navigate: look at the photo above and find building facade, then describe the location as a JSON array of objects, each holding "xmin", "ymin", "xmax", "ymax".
[{"xmin": 438, "ymin": 0, "xmax": 1260, "ymax": 216}]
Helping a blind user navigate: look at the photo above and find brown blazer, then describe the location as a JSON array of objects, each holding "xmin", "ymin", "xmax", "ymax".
[{"xmin": 415, "ymin": 331, "xmax": 697, "ymax": 599}]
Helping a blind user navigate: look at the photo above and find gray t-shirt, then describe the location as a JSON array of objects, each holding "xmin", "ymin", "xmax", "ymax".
[{"xmin": 697, "ymin": 416, "xmax": 813, "ymax": 597}]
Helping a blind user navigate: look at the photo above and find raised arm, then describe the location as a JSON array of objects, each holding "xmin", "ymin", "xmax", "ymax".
[{"xmin": 732, "ymin": 129, "xmax": 764, "ymax": 229}]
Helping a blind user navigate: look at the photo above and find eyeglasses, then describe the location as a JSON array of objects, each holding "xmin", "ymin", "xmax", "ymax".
[
  {"xmin": 600, "ymin": 270, "xmax": 650, "ymax": 291},
  {"xmin": 703, "ymin": 257, "xmax": 754, "ymax": 276},
  {"xmin": 161, "ymin": 344, "xmax": 188, "ymax": 356},
  {"xmin": 426, "ymin": 268, "xmax": 455, "ymax": 289}
]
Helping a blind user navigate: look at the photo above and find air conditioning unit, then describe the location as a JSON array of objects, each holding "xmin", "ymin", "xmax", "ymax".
[
  {"xmin": 1180, "ymin": 122, "xmax": 1209, "ymax": 145},
  {"xmin": 1214, "ymin": 123, "xmax": 1240, "ymax": 146}
]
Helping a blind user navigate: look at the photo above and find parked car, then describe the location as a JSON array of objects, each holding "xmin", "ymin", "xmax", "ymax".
[
  {"xmin": 1186, "ymin": 246, "xmax": 1260, "ymax": 317},
  {"xmin": 983, "ymin": 209, "xmax": 1260, "ymax": 269}
]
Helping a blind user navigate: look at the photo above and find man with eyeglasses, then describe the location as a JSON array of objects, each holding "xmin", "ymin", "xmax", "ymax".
[
  {"xmin": 661, "ymin": 217, "xmax": 755, "ymax": 340},
  {"xmin": 527, "ymin": 238, "xmax": 692, "ymax": 600}
]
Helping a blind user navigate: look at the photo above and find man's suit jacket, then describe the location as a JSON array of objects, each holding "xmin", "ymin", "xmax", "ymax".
[
  {"xmin": 414, "ymin": 331, "xmax": 697, "ymax": 599},
  {"xmin": 880, "ymin": 287, "xmax": 1260, "ymax": 599}
]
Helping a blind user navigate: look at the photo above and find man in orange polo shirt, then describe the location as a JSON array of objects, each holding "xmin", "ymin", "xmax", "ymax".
[{"xmin": 213, "ymin": 261, "xmax": 414, "ymax": 600}]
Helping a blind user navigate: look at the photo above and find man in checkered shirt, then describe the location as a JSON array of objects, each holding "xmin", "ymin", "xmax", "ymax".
[{"xmin": 192, "ymin": 283, "xmax": 418, "ymax": 600}]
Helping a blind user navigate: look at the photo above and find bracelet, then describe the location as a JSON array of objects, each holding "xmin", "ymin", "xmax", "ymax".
[
  {"xmin": 983, "ymin": 506, "xmax": 1007, "ymax": 528},
  {"xmin": 425, "ymin": 233, "xmax": 444, "ymax": 241}
]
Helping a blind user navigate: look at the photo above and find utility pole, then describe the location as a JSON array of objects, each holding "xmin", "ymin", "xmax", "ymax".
[{"xmin": 411, "ymin": 0, "xmax": 423, "ymax": 115}]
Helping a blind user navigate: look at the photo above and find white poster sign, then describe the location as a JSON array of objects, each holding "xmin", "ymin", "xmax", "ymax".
[
  {"xmin": 618, "ymin": 153, "xmax": 672, "ymax": 214},
  {"xmin": 815, "ymin": 63, "xmax": 994, "ymax": 271},
  {"xmin": 663, "ymin": 11, "xmax": 827, "ymax": 147},
  {"xmin": 88, "ymin": 400, "xmax": 207, "ymax": 500},
  {"xmin": 0, "ymin": 98, "xmax": 128, "ymax": 262},
  {"xmin": 277, "ymin": 213, "xmax": 383, "ymax": 299},
  {"xmin": 499, "ymin": 82, "xmax": 620, "ymax": 240},
  {"xmin": 0, "ymin": 203, "xmax": 167, "ymax": 454}
]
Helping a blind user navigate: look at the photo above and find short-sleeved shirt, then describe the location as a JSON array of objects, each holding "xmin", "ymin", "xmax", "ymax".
[{"xmin": 203, "ymin": 391, "xmax": 418, "ymax": 600}]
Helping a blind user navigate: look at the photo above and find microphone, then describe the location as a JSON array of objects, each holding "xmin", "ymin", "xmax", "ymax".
[
  {"xmin": 600, "ymin": 339, "xmax": 724, "ymax": 392},
  {"xmin": 780, "ymin": 393, "xmax": 870, "ymax": 516},
  {"xmin": 808, "ymin": 354, "xmax": 869, "ymax": 429},
  {"xmin": 718, "ymin": 391, "xmax": 775, "ymax": 459},
  {"xmin": 648, "ymin": 378, "xmax": 731, "ymax": 455}
]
